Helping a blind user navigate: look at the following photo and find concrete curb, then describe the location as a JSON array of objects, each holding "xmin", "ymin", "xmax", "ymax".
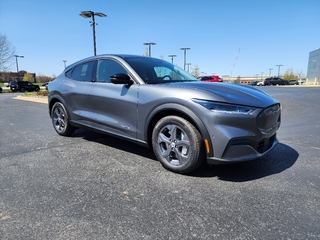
[{"xmin": 14, "ymin": 95, "xmax": 48, "ymax": 104}]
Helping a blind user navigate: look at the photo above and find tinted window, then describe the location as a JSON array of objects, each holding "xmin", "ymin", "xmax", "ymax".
[
  {"xmin": 124, "ymin": 56, "xmax": 198, "ymax": 83},
  {"xmin": 71, "ymin": 61, "xmax": 95, "ymax": 81},
  {"xmin": 96, "ymin": 59, "xmax": 127, "ymax": 82},
  {"xmin": 65, "ymin": 69, "xmax": 72, "ymax": 78}
]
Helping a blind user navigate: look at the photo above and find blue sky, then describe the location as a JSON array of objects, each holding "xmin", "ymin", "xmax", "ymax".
[{"xmin": 1, "ymin": 0, "xmax": 319, "ymax": 78}]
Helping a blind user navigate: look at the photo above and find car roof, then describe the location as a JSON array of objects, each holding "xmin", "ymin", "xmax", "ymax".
[{"xmin": 64, "ymin": 54, "xmax": 151, "ymax": 71}]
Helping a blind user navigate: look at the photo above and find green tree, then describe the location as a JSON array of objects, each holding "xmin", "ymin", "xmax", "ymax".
[{"xmin": 23, "ymin": 72, "xmax": 34, "ymax": 81}]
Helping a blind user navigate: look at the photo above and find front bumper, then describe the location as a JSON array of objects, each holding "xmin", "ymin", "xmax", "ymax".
[
  {"xmin": 207, "ymin": 134, "xmax": 279, "ymax": 164},
  {"xmin": 203, "ymin": 103, "xmax": 281, "ymax": 164}
]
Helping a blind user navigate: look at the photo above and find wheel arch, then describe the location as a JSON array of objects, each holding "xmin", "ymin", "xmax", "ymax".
[
  {"xmin": 48, "ymin": 94, "xmax": 68, "ymax": 117},
  {"xmin": 145, "ymin": 103, "xmax": 213, "ymax": 157}
]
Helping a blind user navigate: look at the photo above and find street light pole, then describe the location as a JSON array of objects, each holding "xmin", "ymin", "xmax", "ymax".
[
  {"xmin": 186, "ymin": 63, "xmax": 191, "ymax": 73},
  {"xmin": 63, "ymin": 60, "xmax": 67, "ymax": 69},
  {"xmin": 268, "ymin": 68, "xmax": 273, "ymax": 77},
  {"xmin": 14, "ymin": 55, "xmax": 24, "ymax": 81},
  {"xmin": 168, "ymin": 54, "xmax": 177, "ymax": 64},
  {"xmin": 80, "ymin": 11, "xmax": 107, "ymax": 56},
  {"xmin": 180, "ymin": 48, "xmax": 190, "ymax": 70},
  {"xmin": 276, "ymin": 64, "xmax": 283, "ymax": 77},
  {"xmin": 143, "ymin": 42, "xmax": 156, "ymax": 57}
]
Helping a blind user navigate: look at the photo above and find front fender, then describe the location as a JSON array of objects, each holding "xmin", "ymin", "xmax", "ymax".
[{"xmin": 145, "ymin": 103, "xmax": 213, "ymax": 157}]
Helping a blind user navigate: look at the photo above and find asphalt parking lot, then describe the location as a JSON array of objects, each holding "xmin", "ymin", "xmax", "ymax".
[{"xmin": 0, "ymin": 86, "xmax": 319, "ymax": 239}]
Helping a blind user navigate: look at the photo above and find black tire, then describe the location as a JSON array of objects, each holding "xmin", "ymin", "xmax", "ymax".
[
  {"xmin": 51, "ymin": 102, "xmax": 75, "ymax": 136},
  {"xmin": 152, "ymin": 116, "xmax": 205, "ymax": 174},
  {"xmin": 35, "ymin": 87, "xmax": 40, "ymax": 92},
  {"xmin": 20, "ymin": 88, "xmax": 25, "ymax": 92}
]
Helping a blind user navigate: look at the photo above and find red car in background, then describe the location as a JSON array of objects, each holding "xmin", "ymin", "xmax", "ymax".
[{"xmin": 198, "ymin": 75, "xmax": 223, "ymax": 82}]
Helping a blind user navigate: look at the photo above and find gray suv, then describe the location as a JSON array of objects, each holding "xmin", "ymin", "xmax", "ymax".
[{"xmin": 48, "ymin": 54, "xmax": 281, "ymax": 174}]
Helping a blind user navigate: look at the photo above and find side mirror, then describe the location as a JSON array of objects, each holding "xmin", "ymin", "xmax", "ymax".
[{"xmin": 110, "ymin": 73, "xmax": 133, "ymax": 85}]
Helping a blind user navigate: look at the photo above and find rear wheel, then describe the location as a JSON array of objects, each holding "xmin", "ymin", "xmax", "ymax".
[
  {"xmin": 20, "ymin": 88, "xmax": 25, "ymax": 92},
  {"xmin": 51, "ymin": 102, "xmax": 75, "ymax": 136},
  {"xmin": 152, "ymin": 116, "xmax": 204, "ymax": 174}
]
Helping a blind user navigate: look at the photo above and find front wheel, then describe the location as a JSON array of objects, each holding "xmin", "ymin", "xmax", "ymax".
[
  {"xmin": 51, "ymin": 102, "xmax": 75, "ymax": 136},
  {"xmin": 152, "ymin": 116, "xmax": 205, "ymax": 174}
]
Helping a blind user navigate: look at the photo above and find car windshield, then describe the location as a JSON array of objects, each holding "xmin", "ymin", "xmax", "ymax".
[{"xmin": 124, "ymin": 56, "xmax": 199, "ymax": 84}]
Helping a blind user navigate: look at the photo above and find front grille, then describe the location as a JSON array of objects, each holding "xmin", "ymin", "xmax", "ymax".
[{"xmin": 258, "ymin": 104, "xmax": 281, "ymax": 134}]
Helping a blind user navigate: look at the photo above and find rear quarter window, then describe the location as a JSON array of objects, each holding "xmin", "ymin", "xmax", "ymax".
[{"xmin": 67, "ymin": 61, "xmax": 96, "ymax": 82}]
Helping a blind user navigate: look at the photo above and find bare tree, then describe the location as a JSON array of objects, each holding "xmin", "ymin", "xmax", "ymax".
[
  {"xmin": 283, "ymin": 68, "xmax": 298, "ymax": 80},
  {"xmin": 191, "ymin": 65, "xmax": 200, "ymax": 77},
  {"xmin": 0, "ymin": 34, "xmax": 15, "ymax": 72},
  {"xmin": 37, "ymin": 75, "xmax": 55, "ymax": 83}
]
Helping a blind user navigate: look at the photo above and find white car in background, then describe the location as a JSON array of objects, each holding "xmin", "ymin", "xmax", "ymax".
[{"xmin": 257, "ymin": 81, "xmax": 264, "ymax": 86}]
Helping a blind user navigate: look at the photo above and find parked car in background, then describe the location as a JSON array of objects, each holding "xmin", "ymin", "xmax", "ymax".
[
  {"xmin": 10, "ymin": 81, "xmax": 40, "ymax": 92},
  {"xmin": 257, "ymin": 81, "xmax": 264, "ymax": 86},
  {"xmin": 9, "ymin": 81, "xmax": 17, "ymax": 89},
  {"xmin": 251, "ymin": 81, "xmax": 258, "ymax": 86},
  {"xmin": 4, "ymin": 82, "xmax": 9, "ymax": 87},
  {"xmin": 0, "ymin": 86, "xmax": 2, "ymax": 93},
  {"xmin": 198, "ymin": 75, "xmax": 223, "ymax": 82},
  {"xmin": 48, "ymin": 54, "xmax": 281, "ymax": 174},
  {"xmin": 288, "ymin": 80, "xmax": 299, "ymax": 85},
  {"xmin": 263, "ymin": 77, "xmax": 289, "ymax": 86}
]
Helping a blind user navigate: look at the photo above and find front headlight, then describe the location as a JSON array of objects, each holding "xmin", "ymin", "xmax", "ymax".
[{"xmin": 193, "ymin": 99, "xmax": 256, "ymax": 115}]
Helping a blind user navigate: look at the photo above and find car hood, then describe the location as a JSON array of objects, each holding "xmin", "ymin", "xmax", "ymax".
[{"xmin": 165, "ymin": 82, "xmax": 279, "ymax": 108}]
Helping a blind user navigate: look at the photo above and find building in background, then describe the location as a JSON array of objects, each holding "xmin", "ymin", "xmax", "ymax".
[
  {"xmin": 307, "ymin": 48, "xmax": 320, "ymax": 85},
  {"xmin": 0, "ymin": 71, "xmax": 37, "ymax": 82}
]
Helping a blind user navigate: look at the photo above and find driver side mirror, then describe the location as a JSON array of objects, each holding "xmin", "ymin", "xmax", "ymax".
[{"xmin": 110, "ymin": 73, "xmax": 134, "ymax": 85}]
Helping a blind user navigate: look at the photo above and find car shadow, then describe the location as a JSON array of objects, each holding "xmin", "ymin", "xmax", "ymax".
[
  {"xmin": 190, "ymin": 143, "xmax": 299, "ymax": 181},
  {"xmin": 72, "ymin": 129, "xmax": 157, "ymax": 161},
  {"xmin": 72, "ymin": 130, "xmax": 298, "ymax": 182}
]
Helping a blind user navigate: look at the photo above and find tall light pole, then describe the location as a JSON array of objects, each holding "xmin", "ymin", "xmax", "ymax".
[
  {"xmin": 276, "ymin": 64, "xmax": 283, "ymax": 77},
  {"xmin": 143, "ymin": 42, "xmax": 156, "ymax": 57},
  {"xmin": 186, "ymin": 63, "xmax": 191, "ymax": 73},
  {"xmin": 180, "ymin": 48, "xmax": 190, "ymax": 70},
  {"xmin": 80, "ymin": 11, "xmax": 107, "ymax": 56},
  {"xmin": 268, "ymin": 68, "xmax": 273, "ymax": 77},
  {"xmin": 63, "ymin": 60, "xmax": 67, "ymax": 69},
  {"xmin": 168, "ymin": 54, "xmax": 177, "ymax": 64},
  {"xmin": 14, "ymin": 55, "xmax": 24, "ymax": 81}
]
